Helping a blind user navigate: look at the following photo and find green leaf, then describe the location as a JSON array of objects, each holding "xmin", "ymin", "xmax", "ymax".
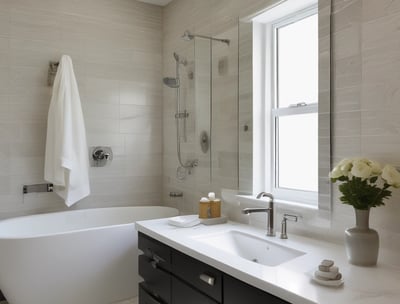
[
  {"xmin": 370, "ymin": 176, "xmax": 378, "ymax": 183},
  {"xmin": 337, "ymin": 177, "xmax": 392, "ymax": 209}
]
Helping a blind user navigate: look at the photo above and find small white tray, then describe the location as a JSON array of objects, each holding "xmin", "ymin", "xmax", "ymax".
[
  {"xmin": 168, "ymin": 215, "xmax": 201, "ymax": 228},
  {"xmin": 200, "ymin": 216, "xmax": 228, "ymax": 225}
]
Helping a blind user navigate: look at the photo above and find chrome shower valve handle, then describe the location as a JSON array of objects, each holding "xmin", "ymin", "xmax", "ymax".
[{"xmin": 90, "ymin": 146, "xmax": 113, "ymax": 167}]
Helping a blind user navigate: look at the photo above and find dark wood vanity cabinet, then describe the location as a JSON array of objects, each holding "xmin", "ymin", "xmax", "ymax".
[
  {"xmin": 138, "ymin": 232, "xmax": 172, "ymax": 304},
  {"xmin": 172, "ymin": 249, "xmax": 222, "ymax": 303},
  {"xmin": 172, "ymin": 277, "xmax": 218, "ymax": 304},
  {"xmin": 138, "ymin": 232, "xmax": 290, "ymax": 304},
  {"xmin": 223, "ymin": 274, "xmax": 290, "ymax": 304}
]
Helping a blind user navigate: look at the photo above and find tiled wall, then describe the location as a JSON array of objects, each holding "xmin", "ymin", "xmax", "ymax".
[
  {"xmin": 162, "ymin": 0, "xmax": 400, "ymax": 252},
  {"xmin": 329, "ymin": 0, "xmax": 400, "ymax": 252},
  {"xmin": 0, "ymin": 0, "xmax": 163, "ymax": 218}
]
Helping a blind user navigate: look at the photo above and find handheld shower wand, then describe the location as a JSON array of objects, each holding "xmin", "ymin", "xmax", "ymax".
[{"xmin": 162, "ymin": 52, "xmax": 197, "ymax": 171}]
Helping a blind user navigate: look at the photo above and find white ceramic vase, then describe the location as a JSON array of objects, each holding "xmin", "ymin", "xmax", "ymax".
[{"xmin": 344, "ymin": 208, "xmax": 379, "ymax": 266}]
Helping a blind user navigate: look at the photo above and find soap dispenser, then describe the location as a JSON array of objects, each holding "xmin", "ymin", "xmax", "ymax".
[
  {"xmin": 208, "ymin": 192, "xmax": 221, "ymax": 218},
  {"xmin": 199, "ymin": 197, "xmax": 211, "ymax": 219}
]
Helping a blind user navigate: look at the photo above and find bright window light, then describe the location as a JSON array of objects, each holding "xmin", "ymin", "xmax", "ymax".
[{"xmin": 277, "ymin": 14, "xmax": 318, "ymax": 108}]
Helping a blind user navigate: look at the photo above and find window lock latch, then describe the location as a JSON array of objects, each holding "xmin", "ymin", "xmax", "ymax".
[{"xmin": 289, "ymin": 102, "xmax": 307, "ymax": 108}]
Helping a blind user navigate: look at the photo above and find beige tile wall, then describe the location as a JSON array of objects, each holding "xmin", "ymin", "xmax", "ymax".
[
  {"xmin": 0, "ymin": 0, "xmax": 163, "ymax": 218},
  {"xmin": 162, "ymin": 0, "xmax": 400, "ymax": 252}
]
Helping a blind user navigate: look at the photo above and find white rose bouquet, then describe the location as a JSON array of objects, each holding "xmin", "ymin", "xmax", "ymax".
[{"xmin": 330, "ymin": 158, "xmax": 400, "ymax": 210}]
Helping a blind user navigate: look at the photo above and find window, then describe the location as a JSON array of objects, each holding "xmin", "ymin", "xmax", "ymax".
[
  {"xmin": 254, "ymin": 5, "xmax": 318, "ymax": 206},
  {"xmin": 272, "ymin": 9, "xmax": 318, "ymax": 205}
]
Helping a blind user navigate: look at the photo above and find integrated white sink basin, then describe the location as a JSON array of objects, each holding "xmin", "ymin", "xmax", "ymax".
[{"xmin": 193, "ymin": 230, "xmax": 305, "ymax": 266}]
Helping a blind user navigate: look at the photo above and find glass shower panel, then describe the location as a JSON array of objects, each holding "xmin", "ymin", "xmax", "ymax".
[
  {"xmin": 194, "ymin": 38, "xmax": 212, "ymax": 185},
  {"xmin": 238, "ymin": 22, "xmax": 253, "ymax": 194},
  {"xmin": 211, "ymin": 27, "xmax": 239, "ymax": 191}
]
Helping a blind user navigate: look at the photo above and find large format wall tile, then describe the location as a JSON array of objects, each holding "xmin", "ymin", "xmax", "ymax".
[{"xmin": 0, "ymin": 0, "xmax": 163, "ymax": 218}]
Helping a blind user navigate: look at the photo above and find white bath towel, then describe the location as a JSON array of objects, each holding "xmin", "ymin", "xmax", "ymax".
[{"xmin": 44, "ymin": 55, "xmax": 90, "ymax": 207}]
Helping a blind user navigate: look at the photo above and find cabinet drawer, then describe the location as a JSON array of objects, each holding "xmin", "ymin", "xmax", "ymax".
[
  {"xmin": 139, "ymin": 255, "xmax": 171, "ymax": 304},
  {"xmin": 172, "ymin": 250, "xmax": 222, "ymax": 303},
  {"xmin": 139, "ymin": 283, "xmax": 164, "ymax": 304},
  {"xmin": 172, "ymin": 277, "xmax": 218, "ymax": 304},
  {"xmin": 139, "ymin": 232, "xmax": 171, "ymax": 271},
  {"xmin": 224, "ymin": 274, "xmax": 290, "ymax": 304}
]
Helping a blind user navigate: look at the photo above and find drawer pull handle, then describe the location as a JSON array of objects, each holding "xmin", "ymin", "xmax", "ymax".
[
  {"xmin": 152, "ymin": 253, "xmax": 164, "ymax": 264},
  {"xmin": 199, "ymin": 273, "xmax": 215, "ymax": 286},
  {"xmin": 145, "ymin": 248, "xmax": 165, "ymax": 264}
]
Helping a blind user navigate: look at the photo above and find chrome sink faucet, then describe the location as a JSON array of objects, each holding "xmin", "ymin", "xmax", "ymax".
[{"xmin": 242, "ymin": 192, "xmax": 275, "ymax": 237}]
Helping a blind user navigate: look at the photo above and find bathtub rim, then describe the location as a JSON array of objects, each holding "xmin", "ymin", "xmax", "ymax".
[{"xmin": 0, "ymin": 205, "xmax": 179, "ymax": 240}]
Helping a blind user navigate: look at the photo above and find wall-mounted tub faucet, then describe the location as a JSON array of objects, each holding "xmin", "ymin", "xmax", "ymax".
[{"xmin": 242, "ymin": 192, "xmax": 275, "ymax": 237}]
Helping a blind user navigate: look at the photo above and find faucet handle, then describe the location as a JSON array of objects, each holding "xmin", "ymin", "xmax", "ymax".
[
  {"xmin": 283, "ymin": 213, "xmax": 299, "ymax": 222},
  {"xmin": 280, "ymin": 213, "xmax": 300, "ymax": 239}
]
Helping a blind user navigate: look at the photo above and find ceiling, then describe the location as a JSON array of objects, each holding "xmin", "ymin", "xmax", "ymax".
[{"xmin": 137, "ymin": 0, "xmax": 172, "ymax": 6}]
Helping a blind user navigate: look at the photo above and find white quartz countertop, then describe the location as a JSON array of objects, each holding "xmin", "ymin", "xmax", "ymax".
[{"xmin": 135, "ymin": 218, "xmax": 400, "ymax": 304}]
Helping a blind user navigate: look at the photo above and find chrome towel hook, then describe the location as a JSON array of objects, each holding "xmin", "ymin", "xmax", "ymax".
[{"xmin": 48, "ymin": 61, "xmax": 59, "ymax": 86}]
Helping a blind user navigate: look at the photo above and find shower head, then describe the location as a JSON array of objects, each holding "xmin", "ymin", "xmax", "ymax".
[
  {"xmin": 182, "ymin": 30, "xmax": 194, "ymax": 41},
  {"xmin": 163, "ymin": 77, "xmax": 180, "ymax": 88},
  {"xmin": 163, "ymin": 52, "xmax": 187, "ymax": 88}
]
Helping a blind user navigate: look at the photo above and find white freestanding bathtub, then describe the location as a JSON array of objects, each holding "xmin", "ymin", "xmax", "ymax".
[{"xmin": 0, "ymin": 206, "xmax": 178, "ymax": 304}]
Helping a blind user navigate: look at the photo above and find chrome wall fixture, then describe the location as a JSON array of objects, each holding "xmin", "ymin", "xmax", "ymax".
[
  {"xmin": 200, "ymin": 131, "xmax": 209, "ymax": 153},
  {"xmin": 169, "ymin": 191, "xmax": 183, "ymax": 198},
  {"xmin": 23, "ymin": 183, "xmax": 53, "ymax": 194},
  {"xmin": 181, "ymin": 30, "xmax": 230, "ymax": 45},
  {"xmin": 90, "ymin": 146, "xmax": 113, "ymax": 167},
  {"xmin": 48, "ymin": 61, "xmax": 59, "ymax": 86}
]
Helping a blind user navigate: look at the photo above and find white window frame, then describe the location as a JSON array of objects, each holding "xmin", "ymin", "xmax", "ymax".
[{"xmin": 257, "ymin": 5, "xmax": 318, "ymax": 206}]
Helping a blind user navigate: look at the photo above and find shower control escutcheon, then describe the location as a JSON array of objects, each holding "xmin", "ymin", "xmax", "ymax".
[
  {"xmin": 90, "ymin": 146, "xmax": 113, "ymax": 167},
  {"xmin": 200, "ymin": 131, "xmax": 209, "ymax": 153}
]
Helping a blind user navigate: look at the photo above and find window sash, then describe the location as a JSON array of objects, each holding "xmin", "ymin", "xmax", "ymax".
[
  {"xmin": 269, "ymin": 7, "xmax": 318, "ymax": 206},
  {"xmin": 272, "ymin": 105, "xmax": 318, "ymax": 205}
]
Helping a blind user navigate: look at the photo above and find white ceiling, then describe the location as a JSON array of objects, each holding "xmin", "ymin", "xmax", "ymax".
[{"xmin": 137, "ymin": 0, "xmax": 172, "ymax": 6}]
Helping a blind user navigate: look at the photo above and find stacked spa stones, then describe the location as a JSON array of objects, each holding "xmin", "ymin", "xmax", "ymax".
[{"xmin": 312, "ymin": 259, "xmax": 344, "ymax": 287}]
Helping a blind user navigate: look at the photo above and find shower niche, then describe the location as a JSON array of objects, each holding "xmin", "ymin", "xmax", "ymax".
[{"xmin": 163, "ymin": 28, "xmax": 238, "ymax": 193}]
